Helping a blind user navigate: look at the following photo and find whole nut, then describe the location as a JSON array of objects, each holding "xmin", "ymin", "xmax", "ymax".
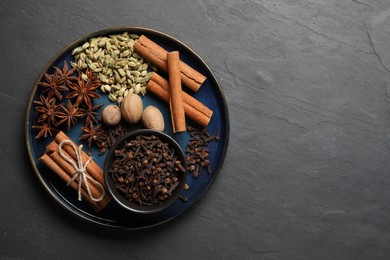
[
  {"xmin": 142, "ymin": 106, "xmax": 164, "ymax": 131},
  {"xmin": 102, "ymin": 105, "xmax": 121, "ymax": 126},
  {"xmin": 121, "ymin": 93, "xmax": 143, "ymax": 124}
]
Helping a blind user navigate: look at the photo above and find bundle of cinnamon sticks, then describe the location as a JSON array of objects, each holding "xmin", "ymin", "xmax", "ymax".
[
  {"xmin": 134, "ymin": 35, "xmax": 206, "ymax": 92},
  {"xmin": 147, "ymin": 72, "xmax": 213, "ymax": 128},
  {"xmin": 134, "ymin": 35, "xmax": 213, "ymax": 131},
  {"xmin": 39, "ymin": 131, "xmax": 111, "ymax": 212}
]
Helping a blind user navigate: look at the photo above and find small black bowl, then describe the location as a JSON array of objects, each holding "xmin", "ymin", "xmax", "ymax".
[{"xmin": 104, "ymin": 129, "xmax": 187, "ymax": 214}]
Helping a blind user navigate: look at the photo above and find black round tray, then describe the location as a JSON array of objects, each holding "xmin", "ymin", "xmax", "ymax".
[{"xmin": 25, "ymin": 27, "xmax": 229, "ymax": 229}]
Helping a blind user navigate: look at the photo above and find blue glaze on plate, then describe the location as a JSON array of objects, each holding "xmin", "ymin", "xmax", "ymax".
[{"xmin": 25, "ymin": 27, "xmax": 229, "ymax": 229}]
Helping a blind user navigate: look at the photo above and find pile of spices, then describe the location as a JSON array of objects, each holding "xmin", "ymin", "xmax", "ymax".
[
  {"xmin": 185, "ymin": 126, "xmax": 220, "ymax": 177},
  {"xmin": 92, "ymin": 121, "xmax": 134, "ymax": 155},
  {"xmin": 108, "ymin": 134, "xmax": 185, "ymax": 206},
  {"xmin": 32, "ymin": 62, "xmax": 103, "ymax": 139},
  {"xmin": 71, "ymin": 32, "xmax": 156, "ymax": 105}
]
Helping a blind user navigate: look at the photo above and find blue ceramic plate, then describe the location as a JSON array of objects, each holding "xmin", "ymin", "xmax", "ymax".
[{"xmin": 25, "ymin": 27, "xmax": 229, "ymax": 229}]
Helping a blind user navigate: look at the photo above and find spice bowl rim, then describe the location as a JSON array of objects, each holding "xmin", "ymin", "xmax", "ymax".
[{"xmin": 103, "ymin": 129, "xmax": 188, "ymax": 215}]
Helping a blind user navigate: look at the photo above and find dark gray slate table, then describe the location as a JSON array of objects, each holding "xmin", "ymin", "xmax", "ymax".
[{"xmin": 1, "ymin": 0, "xmax": 390, "ymax": 259}]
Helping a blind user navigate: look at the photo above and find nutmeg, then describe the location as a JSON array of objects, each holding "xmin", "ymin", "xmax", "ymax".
[
  {"xmin": 102, "ymin": 105, "xmax": 121, "ymax": 126},
  {"xmin": 142, "ymin": 106, "xmax": 164, "ymax": 131},
  {"xmin": 121, "ymin": 93, "xmax": 143, "ymax": 124}
]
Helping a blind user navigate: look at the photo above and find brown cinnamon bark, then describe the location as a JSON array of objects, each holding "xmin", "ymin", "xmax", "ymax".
[
  {"xmin": 41, "ymin": 132, "xmax": 111, "ymax": 211},
  {"xmin": 147, "ymin": 73, "xmax": 213, "ymax": 127},
  {"xmin": 49, "ymin": 151, "xmax": 110, "ymax": 208},
  {"xmin": 39, "ymin": 154, "xmax": 103, "ymax": 212},
  {"xmin": 134, "ymin": 35, "xmax": 206, "ymax": 92},
  {"xmin": 45, "ymin": 140, "xmax": 58, "ymax": 154},
  {"xmin": 150, "ymin": 72, "xmax": 213, "ymax": 118},
  {"xmin": 167, "ymin": 51, "xmax": 186, "ymax": 133},
  {"xmin": 54, "ymin": 131, "xmax": 105, "ymax": 187}
]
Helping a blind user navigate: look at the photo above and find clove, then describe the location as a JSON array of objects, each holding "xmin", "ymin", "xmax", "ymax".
[{"xmin": 108, "ymin": 134, "xmax": 185, "ymax": 205}]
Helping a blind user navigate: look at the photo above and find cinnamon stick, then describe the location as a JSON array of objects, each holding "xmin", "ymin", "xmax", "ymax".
[
  {"xmin": 134, "ymin": 35, "xmax": 206, "ymax": 92},
  {"xmin": 46, "ymin": 139, "xmax": 107, "ymax": 190},
  {"xmin": 150, "ymin": 72, "xmax": 213, "ymax": 119},
  {"xmin": 147, "ymin": 73, "xmax": 213, "ymax": 127},
  {"xmin": 54, "ymin": 131, "xmax": 105, "ymax": 187},
  {"xmin": 45, "ymin": 140, "xmax": 58, "ymax": 154},
  {"xmin": 42, "ymin": 132, "xmax": 111, "ymax": 211},
  {"xmin": 167, "ymin": 51, "xmax": 186, "ymax": 133},
  {"xmin": 39, "ymin": 154, "xmax": 102, "ymax": 212},
  {"xmin": 49, "ymin": 151, "xmax": 110, "ymax": 208}
]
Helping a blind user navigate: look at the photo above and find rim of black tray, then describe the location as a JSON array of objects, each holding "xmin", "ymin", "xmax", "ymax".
[{"xmin": 24, "ymin": 26, "xmax": 230, "ymax": 229}]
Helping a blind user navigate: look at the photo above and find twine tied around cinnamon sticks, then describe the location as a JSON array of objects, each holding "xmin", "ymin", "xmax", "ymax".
[{"xmin": 58, "ymin": 140, "xmax": 105, "ymax": 202}]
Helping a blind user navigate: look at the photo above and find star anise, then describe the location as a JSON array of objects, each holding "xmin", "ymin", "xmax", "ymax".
[
  {"xmin": 32, "ymin": 123, "xmax": 59, "ymax": 139},
  {"xmin": 67, "ymin": 69, "xmax": 101, "ymax": 108},
  {"xmin": 79, "ymin": 124, "xmax": 104, "ymax": 147},
  {"xmin": 54, "ymin": 62, "xmax": 77, "ymax": 87},
  {"xmin": 37, "ymin": 70, "xmax": 68, "ymax": 100},
  {"xmin": 79, "ymin": 103, "xmax": 103, "ymax": 127},
  {"xmin": 57, "ymin": 100, "xmax": 83, "ymax": 130},
  {"xmin": 33, "ymin": 95, "xmax": 61, "ymax": 126}
]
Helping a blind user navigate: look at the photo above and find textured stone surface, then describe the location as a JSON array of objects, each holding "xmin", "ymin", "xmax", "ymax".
[{"xmin": 2, "ymin": 0, "xmax": 390, "ymax": 259}]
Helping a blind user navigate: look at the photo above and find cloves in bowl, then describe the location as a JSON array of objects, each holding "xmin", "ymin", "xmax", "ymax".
[{"xmin": 104, "ymin": 129, "xmax": 187, "ymax": 214}]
